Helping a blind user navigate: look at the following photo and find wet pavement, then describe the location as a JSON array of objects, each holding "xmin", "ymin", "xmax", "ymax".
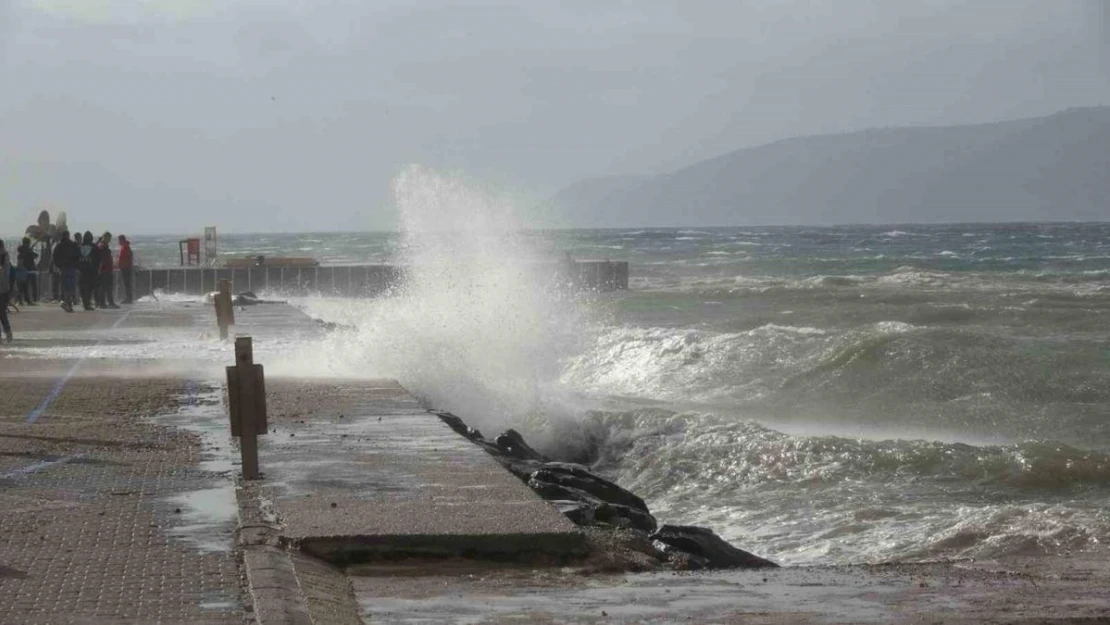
[
  {"xmin": 350, "ymin": 556, "xmax": 1110, "ymax": 624},
  {"xmin": 0, "ymin": 378, "xmax": 245, "ymax": 625},
  {"xmin": 0, "ymin": 301, "xmax": 307, "ymax": 625},
  {"xmin": 248, "ymin": 379, "xmax": 582, "ymax": 563},
  {"xmin": 2, "ymin": 302, "xmax": 584, "ymax": 625}
]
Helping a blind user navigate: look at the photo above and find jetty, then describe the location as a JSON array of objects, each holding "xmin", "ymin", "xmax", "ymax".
[{"xmin": 128, "ymin": 259, "xmax": 628, "ymax": 299}]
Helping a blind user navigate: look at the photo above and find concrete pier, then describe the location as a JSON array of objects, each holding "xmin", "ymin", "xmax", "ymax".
[
  {"xmin": 243, "ymin": 379, "xmax": 582, "ymax": 565},
  {"xmin": 128, "ymin": 260, "xmax": 628, "ymax": 299}
]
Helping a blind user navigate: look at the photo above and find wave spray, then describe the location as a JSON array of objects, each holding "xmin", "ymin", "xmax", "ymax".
[{"xmin": 308, "ymin": 166, "xmax": 591, "ymax": 442}]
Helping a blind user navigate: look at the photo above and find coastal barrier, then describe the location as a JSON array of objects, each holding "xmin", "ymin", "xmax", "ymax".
[{"xmin": 128, "ymin": 261, "xmax": 628, "ymax": 299}]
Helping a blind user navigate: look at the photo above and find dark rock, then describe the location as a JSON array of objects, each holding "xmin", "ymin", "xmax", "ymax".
[
  {"xmin": 528, "ymin": 478, "xmax": 657, "ymax": 533},
  {"xmin": 498, "ymin": 458, "xmax": 545, "ymax": 481},
  {"xmin": 552, "ymin": 500, "xmax": 595, "ymax": 525},
  {"xmin": 577, "ymin": 527, "xmax": 667, "ymax": 573},
  {"xmin": 494, "ymin": 429, "xmax": 548, "ymax": 462},
  {"xmin": 434, "ymin": 412, "xmax": 485, "ymax": 442},
  {"xmin": 530, "ymin": 464, "xmax": 648, "ymax": 512},
  {"xmin": 650, "ymin": 524, "xmax": 777, "ymax": 569},
  {"xmin": 594, "ymin": 502, "xmax": 658, "ymax": 534},
  {"xmin": 527, "ymin": 476, "xmax": 595, "ymax": 504},
  {"xmin": 234, "ymin": 291, "xmax": 284, "ymax": 306}
]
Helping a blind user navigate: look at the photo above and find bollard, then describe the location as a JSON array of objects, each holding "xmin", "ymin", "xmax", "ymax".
[
  {"xmin": 214, "ymin": 279, "xmax": 235, "ymax": 340},
  {"xmin": 226, "ymin": 336, "xmax": 268, "ymax": 479}
]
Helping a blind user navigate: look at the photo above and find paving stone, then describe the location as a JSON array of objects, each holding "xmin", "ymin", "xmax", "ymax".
[{"xmin": 0, "ymin": 378, "xmax": 246, "ymax": 625}]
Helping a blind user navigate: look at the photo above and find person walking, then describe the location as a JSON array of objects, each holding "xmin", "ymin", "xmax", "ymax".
[
  {"xmin": 95, "ymin": 232, "xmax": 118, "ymax": 309},
  {"xmin": 0, "ymin": 240, "xmax": 14, "ymax": 343},
  {"xmin": 52, "ymin": 231, "xmax": 78, "ymax": 312},
  {"xmin": 76, "ymin": 231, "xmax": 100, "ymax": 311},
  {"xmin": 17, "ymin": 237, "xmax": 38, "ymax": 305},
  {"xmin": 118, "ymin": 234, "xmax": 134, "ymax": 304}
]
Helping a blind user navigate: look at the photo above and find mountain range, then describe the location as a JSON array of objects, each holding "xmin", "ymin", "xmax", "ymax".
[{"xmin": 552, "ymin": 106, "xmax": 1110, "ymax": 226}]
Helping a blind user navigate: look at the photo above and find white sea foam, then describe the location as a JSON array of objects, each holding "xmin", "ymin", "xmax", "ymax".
[{"xmin": 137, "ymin": 290, "xmax": 207, "ymax": 304}]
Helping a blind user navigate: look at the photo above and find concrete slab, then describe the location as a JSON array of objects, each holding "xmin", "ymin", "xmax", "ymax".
[{"xmin": 250, "ymin": 380, "xmax": 584, "ymax": 565}]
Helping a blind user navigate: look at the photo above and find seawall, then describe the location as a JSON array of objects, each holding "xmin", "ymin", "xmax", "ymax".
[{"xmin": 127, "ymin": 260, "xmax": 628, "ymax": 299}]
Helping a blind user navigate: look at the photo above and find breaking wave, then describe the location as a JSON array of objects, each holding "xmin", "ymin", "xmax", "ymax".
[{"xmin": 580, "ymin": 409, "xmax": 1110, "ymax": 564}]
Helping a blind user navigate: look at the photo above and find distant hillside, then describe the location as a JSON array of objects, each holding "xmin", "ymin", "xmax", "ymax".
[
  {"xmin": 553, "ymin": 107, "xmax": 1110, "ymax": 226},
  {"xmin": 550, "ymin": 175, "xmax": 649, "ymax": 223}
]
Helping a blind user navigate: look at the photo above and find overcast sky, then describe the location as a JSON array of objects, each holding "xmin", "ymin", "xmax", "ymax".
[{"xmin": 2, "ymin": 0, "xmax": 1108, "ymax": 234}]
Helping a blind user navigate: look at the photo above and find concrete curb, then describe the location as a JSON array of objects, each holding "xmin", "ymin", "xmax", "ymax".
[
  {"xmin": 243, "ymin": 546, "xmax": 313, "ymax": 625},
  {"xmin": 296, "ymin": 531, "xmax": 588, "ymax": 567},
  {"xmin": 238, "ymin": 480, "xmax": 364, "ymax": 625}
]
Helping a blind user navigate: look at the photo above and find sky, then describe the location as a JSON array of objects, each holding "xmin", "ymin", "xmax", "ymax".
[{"xmin": 1, "ymin": 0, "xmax": 1108, "ymax": 234}]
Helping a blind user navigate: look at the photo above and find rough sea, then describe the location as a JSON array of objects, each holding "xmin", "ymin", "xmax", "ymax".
[{"xmin": 112, "ymin": 175, "xmax": 1110, "ymax": 567}]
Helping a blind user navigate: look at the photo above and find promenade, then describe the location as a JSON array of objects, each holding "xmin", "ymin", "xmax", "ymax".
[
  {"xmin": 0, "ymin": 302, "xmax": 579, "ymax": 625},
  {"xmin": 3, "ymin": 301, "xmax": 1110, "ymax": 624}
]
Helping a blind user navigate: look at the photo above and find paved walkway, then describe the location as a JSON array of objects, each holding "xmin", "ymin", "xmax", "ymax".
[
  {"xmin": 1, "ymin": 301, "xmax": 583, "ymax": 625},
  {"xmin": 0, "ymin": 302, "xmax": 245, "ymax": 624},
  {"xmin": 0, "ymin": 377, "xmax": 245, "ymax": 625}
]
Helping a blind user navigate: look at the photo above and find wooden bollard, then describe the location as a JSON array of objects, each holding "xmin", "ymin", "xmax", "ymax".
[
  {"xmin": 214, "ymin": 279, "xmax": 235, "ymax": 340},
  {"xmin": 226, "ymin": 336, "xmax": 267, "ymax": 479}
]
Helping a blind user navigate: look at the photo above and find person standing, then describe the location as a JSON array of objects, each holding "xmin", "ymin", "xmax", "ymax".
[
  {"xmin": 118, "ymin": 234, "xmax": 134, "ymax": 304},
  {"xmin": 43, "ymin": 236, "xmax": 61, "ymax": 302},
  {"xmin": 95, "ymin": 232, "xmax": 118, "ymax": 309},
  {"xmin": 52, "ymin": 231, "xmax": 78, "ymax": 312},
  {"xmin": 76, "ymin": 231, "xmax": 100, "ymax": 311},
  {"xmin": 17, "ymin": 237, "xmax": 38, "ymax": 305},
  {"xmin": 0, "ymin": 240, "xmax": 13, "ymax": 342}
]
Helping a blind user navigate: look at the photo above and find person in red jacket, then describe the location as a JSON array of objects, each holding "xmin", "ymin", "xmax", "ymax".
[
  {"xmin": 96, "ymin": 232, "xmax": 119, "ymax": 309},
  {"xmin": 117, "ymin": 234, "xmax": 134, "ymax": 304}
]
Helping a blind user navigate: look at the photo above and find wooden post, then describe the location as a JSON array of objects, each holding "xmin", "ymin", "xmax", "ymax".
[
  {"xmin": 227, "ymin": 336, "xmax": 267, "ymax": 480},
  {"xmin": 215, "ymin": 279, "xmax": 235, "ymax": 339}
]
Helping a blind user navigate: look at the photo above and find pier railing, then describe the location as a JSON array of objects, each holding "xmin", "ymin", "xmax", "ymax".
[{"xmin": 126, "ymin": 261, "xmax": 628, "ymax": 299}]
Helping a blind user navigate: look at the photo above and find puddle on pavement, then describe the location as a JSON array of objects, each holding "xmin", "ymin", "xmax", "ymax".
[
  {"xmin": 259, "ymin": 457, "xmax": 422, "ymax": 500},
  {"xmin": 199, "ymin": 600, "xmax": 237, "ymax": 611},
  {"xmin": 166, "ymin": 485, "xmax": 238, "ymax": 553},
  {"xmin": 153, "ymin": 385, "xmax": 239, "ymax": 553}
]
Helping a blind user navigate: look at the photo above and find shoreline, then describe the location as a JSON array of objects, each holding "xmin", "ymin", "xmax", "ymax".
[{"xmin": 434, "ymin": 410, "xmax": 778, "ymax": 572}]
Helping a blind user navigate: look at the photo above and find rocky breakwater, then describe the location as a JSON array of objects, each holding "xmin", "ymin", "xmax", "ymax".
[{"xmin": 436, "ymin": 412, "xmax": 777, "ymax": 571}]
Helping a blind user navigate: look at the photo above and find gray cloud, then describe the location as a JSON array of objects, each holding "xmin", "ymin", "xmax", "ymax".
[{"xmin": 2, "ymin": 0, "xmax": 1108, "ymax": 234}]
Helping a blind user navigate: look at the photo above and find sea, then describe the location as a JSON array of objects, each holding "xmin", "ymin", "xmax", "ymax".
[{"xmin": 17, "ymin": 171, "xmax": 1110, "ymax": 567}]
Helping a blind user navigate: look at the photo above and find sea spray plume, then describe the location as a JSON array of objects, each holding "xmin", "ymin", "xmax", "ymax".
[{"xmin": 308, "ymin": 166, "xmax": 595, "ymax": 444}]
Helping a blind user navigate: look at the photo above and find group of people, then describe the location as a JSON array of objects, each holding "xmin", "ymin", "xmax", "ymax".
[{"xmin": 0, "ymin": 231, "xmax": 135, "ymax": 343}]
